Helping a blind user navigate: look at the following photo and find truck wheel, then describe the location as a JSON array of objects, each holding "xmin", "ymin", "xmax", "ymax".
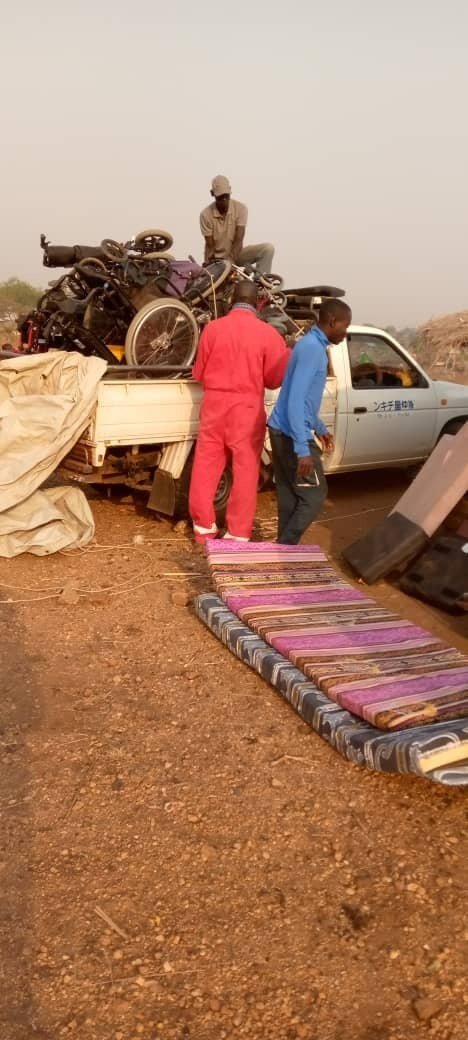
[
  {"xmin": 174, "ymin": 452, "xmax": 233, "ymax": 525},
  {"xmin": 440, "ymin": 418, "xmax": 466, "ymax": 438},
  {"xmin": 125, "ymin": 298, "xmax": 199, "ymax": 370}
]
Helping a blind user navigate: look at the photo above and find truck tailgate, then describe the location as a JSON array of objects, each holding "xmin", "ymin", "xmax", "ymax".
[{"xmin": 86, "ymin": 377, "xmax": 203, "ymax": 449}]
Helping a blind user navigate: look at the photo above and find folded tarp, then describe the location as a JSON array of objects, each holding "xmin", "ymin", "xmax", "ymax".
[
  {"xmin": 0, "ymin": 351, "xmax": 105, "ymax": 555},
  {"xmin": 0, "ymin": 485, "xmax": 95, "ymax": 558},
  {"xmin": 196, "ymin": 593, "xmax": 468, "ymax": 785},
  {"xmin": 205, "ymin": 541, "xmax": 468, "ymax": 732},
  {"xmin": 0, "ymin": 351, "xmax": 106, "ymax": 511}
]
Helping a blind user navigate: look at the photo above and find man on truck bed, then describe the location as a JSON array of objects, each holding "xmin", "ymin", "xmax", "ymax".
[
  {"xmin": 189, "ymin": 281, "xmax": 289, "ymax": 543},
  {"xmin": 200, "ymin": 175, "xmax": 275, "ymax": 275},
  {"xmin": 268, "ymin": 299, "xmax": 352, "ymax": 544}
]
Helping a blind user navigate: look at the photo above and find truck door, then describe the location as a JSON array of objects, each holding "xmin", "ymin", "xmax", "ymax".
[
  {"xmin": 343, "ymin": 332, "xmax": 438, "ymax": 467},
  {"xmin": 263, "ymin": 376, "xmax": 340, "ymax": 469}
]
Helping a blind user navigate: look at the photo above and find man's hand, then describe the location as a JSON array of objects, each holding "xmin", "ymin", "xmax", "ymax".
[
  {"xmin": 203, "ymin": 236, "xmax": 215, "ymax": 265},
  {"xmin": 231, "ymin": 226, "xmax": 245, "ymax": 264},
  {"xmin": 318, "ymin": 432, "xmax": 334, "ymax": 453},
  {"xmin": 296, "ymin": 455, "xmax": 314, "ymax": 478}
]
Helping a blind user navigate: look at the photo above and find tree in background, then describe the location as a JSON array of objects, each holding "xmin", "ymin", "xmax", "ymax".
[{"xmin": 0, "ymin": 278, "xmax": 41, "ymax": 320}]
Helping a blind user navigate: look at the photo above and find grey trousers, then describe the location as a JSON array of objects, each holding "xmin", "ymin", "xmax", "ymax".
[
  {"xmin": 269, "ymin": 429, "xmax": 328, "ymax": 544},
  {"xmin": 238, "ymin": 242, "xmax": 275, "ymax": 275}
]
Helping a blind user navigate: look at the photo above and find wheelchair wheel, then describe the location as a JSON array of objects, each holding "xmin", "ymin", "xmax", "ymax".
[
  {"xmin": 183, "ymin": 259, "xmax": 232, "ymax": 303},
  {"xmin": 125, "ymin": 297, "xmax": 199, "ymax": 370},
  {"xmin": 258, "ymin": 272, "xmax": 283, "ymax": 290},
  {"xmin": 75, "ymin": 257, "xmax": 108, "ymax": 274},
  {"xmin": 134, "ymin": 228, "xmax": 174, "ymax": 253},
  {"xmin": 100, "ymin": 239, "xmax": 126, "ymax": 261},
  {"xmin": 143, "ymin": 252, "xmax": 175, "ymax": 262}
]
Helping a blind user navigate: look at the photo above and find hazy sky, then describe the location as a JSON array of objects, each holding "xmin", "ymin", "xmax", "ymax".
[{"xmin": 3, "ymin": 0, "xmax": 468, "ymax": 326}]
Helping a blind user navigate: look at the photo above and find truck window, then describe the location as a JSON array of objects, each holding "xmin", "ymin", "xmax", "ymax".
[{"xmin": 347, "ymin": 334, "xmax": 425, "ymax": 390}]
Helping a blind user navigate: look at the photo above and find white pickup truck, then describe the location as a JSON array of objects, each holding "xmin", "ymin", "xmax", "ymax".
[{"xmin": 60, "ymin": 325, "xmax": 468, "ymax": 520}]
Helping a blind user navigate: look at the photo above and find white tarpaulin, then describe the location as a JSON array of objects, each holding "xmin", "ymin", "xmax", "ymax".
[
  {"xmin": 0, "ymin": 351, "xmax": 106, "ymax": 556},
  {"xmin": 0, "ymin": 486, "xmax": 96, "ymax": 558}
]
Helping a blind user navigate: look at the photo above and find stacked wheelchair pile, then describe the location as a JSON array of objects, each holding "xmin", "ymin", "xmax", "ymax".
[{"xmin": 19, "ymin": 231, "xmax": 346, "ymax": 374}]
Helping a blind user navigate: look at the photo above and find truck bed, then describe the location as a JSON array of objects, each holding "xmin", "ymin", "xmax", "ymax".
[
  {"xmin": 78, "ymin": 374, "xmax": 337, "ymax": 469},
  {"xmin": 81, "ymin": 377, "xmax": 203, "ymax": 465}
]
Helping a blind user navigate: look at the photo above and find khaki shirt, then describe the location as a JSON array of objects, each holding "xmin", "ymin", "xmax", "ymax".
[{"xmin": 199, "ymin": 199, "xmax": 248, "ymax": 258}]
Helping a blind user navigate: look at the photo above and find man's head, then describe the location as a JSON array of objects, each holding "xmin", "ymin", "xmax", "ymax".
[
  {"xmin": 211, "ymin": 174, "xmax": 231, "ymax": 215},
  {"xmin": 318, "ymin": 298, "xmax": 352, "ymax": 344},
  {"xmin": 232, "ymin": 281, "xmax": 258, "ymax": 309}
]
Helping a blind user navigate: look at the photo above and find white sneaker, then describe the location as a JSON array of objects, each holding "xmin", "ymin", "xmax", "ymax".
[
  {"xmin": 223, "ymin": 533, "xmax": 249, "ymax": 542},
  {"xmin": 193, "ymin": 523, "xmax": 218, "ymax": 545},
  {"xmin": 193, "ymin": 523, "xmax": 218, "ymax": 536}
]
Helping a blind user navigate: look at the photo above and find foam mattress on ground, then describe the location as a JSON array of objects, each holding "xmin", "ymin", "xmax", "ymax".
[
  {"xmin": 195, "ymin": 593, "xmax": 468, "ymax": 785},
  {"xmin": 206, "ymin": 541, "xmax": 468, "ymax": 732}
]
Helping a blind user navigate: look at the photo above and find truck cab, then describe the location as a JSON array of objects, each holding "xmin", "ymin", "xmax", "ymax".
[{"xmin": 321, "ymin": 326, "xmax": 467, "ymax": 471}]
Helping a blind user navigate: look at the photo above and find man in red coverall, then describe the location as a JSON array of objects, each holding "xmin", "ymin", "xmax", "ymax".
[{"xmin": 189, "ymin": 281, "xmax": 289, "ymax": 543}]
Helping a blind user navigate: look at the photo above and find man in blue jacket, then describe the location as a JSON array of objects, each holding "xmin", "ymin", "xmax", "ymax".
[{"xmin": 268, "ymin": 299, "xmax": 352, "ymax": 544}]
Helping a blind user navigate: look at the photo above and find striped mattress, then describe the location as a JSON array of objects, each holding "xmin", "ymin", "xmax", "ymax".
[
  {"xmin": 195, "ymin": 593, "xmax": 468, "ymax": 785},
  {"xmin": 204, "ymin": 541, "xmax": 468, "ymax": 732}
]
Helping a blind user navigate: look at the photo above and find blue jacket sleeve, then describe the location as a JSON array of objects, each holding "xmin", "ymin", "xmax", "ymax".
[
  {"xmin": 315, "ymin": 415, "xmax": 328, "ymax": 436},
  {"xmin": 286, "ymin": 345, "xmax": 321, "ymax": 456}
]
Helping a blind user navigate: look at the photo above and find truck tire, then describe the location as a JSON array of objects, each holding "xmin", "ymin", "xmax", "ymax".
[
  {"xmin": 439, "ymin": 418, "xmax": 466, "ymax": 439},
  {"xmin": 173, "ymin": 451, "xmax": 233, "ymax": 525}
]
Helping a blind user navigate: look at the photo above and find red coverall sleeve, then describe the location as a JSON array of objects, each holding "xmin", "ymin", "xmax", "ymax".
[
  {"xmin": 262, "ymin": 328, "xmax": 291, "ymax": 389},
  {"xmin": 192, "ymin": 326, "xmax": 211, "ymax": 383}
]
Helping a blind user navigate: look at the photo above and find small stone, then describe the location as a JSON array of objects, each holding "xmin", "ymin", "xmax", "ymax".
[
  {"xmin": 389, "ymin": 949, "xmax": 400, "ymax": 960},
  {"xmin": 60, "ymin": 585, "xmax": 80, "ymax": 606},
  {"xmin": 412, "ymin": 997, "xmax": 443, "ymax": 1022},
  {"xmin": 171, "ymin": 590, "xmax": 191, "ymax": 607},
  {"xmin": 200, "ymin": 843, "xmax": 217, "ymax": 862},
  {"xmin": 271, "ymin": 777, "xmax": 283, "ymax": 788},
  {"xmin": 163, "ymin": 960, "xmax": 173, "ymax": 973},
  {"xmin": 113, "ymin": 950, "xmax": 124, "ymax": 961},
  {"xmin": 209, "ymin": 999, "xmax": 221, "ymax": 1012}
]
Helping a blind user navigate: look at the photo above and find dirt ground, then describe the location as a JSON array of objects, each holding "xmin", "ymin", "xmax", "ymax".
[{"xmin": 0, "ymin": 471, "xmax": 467, "ymax": 1040}]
